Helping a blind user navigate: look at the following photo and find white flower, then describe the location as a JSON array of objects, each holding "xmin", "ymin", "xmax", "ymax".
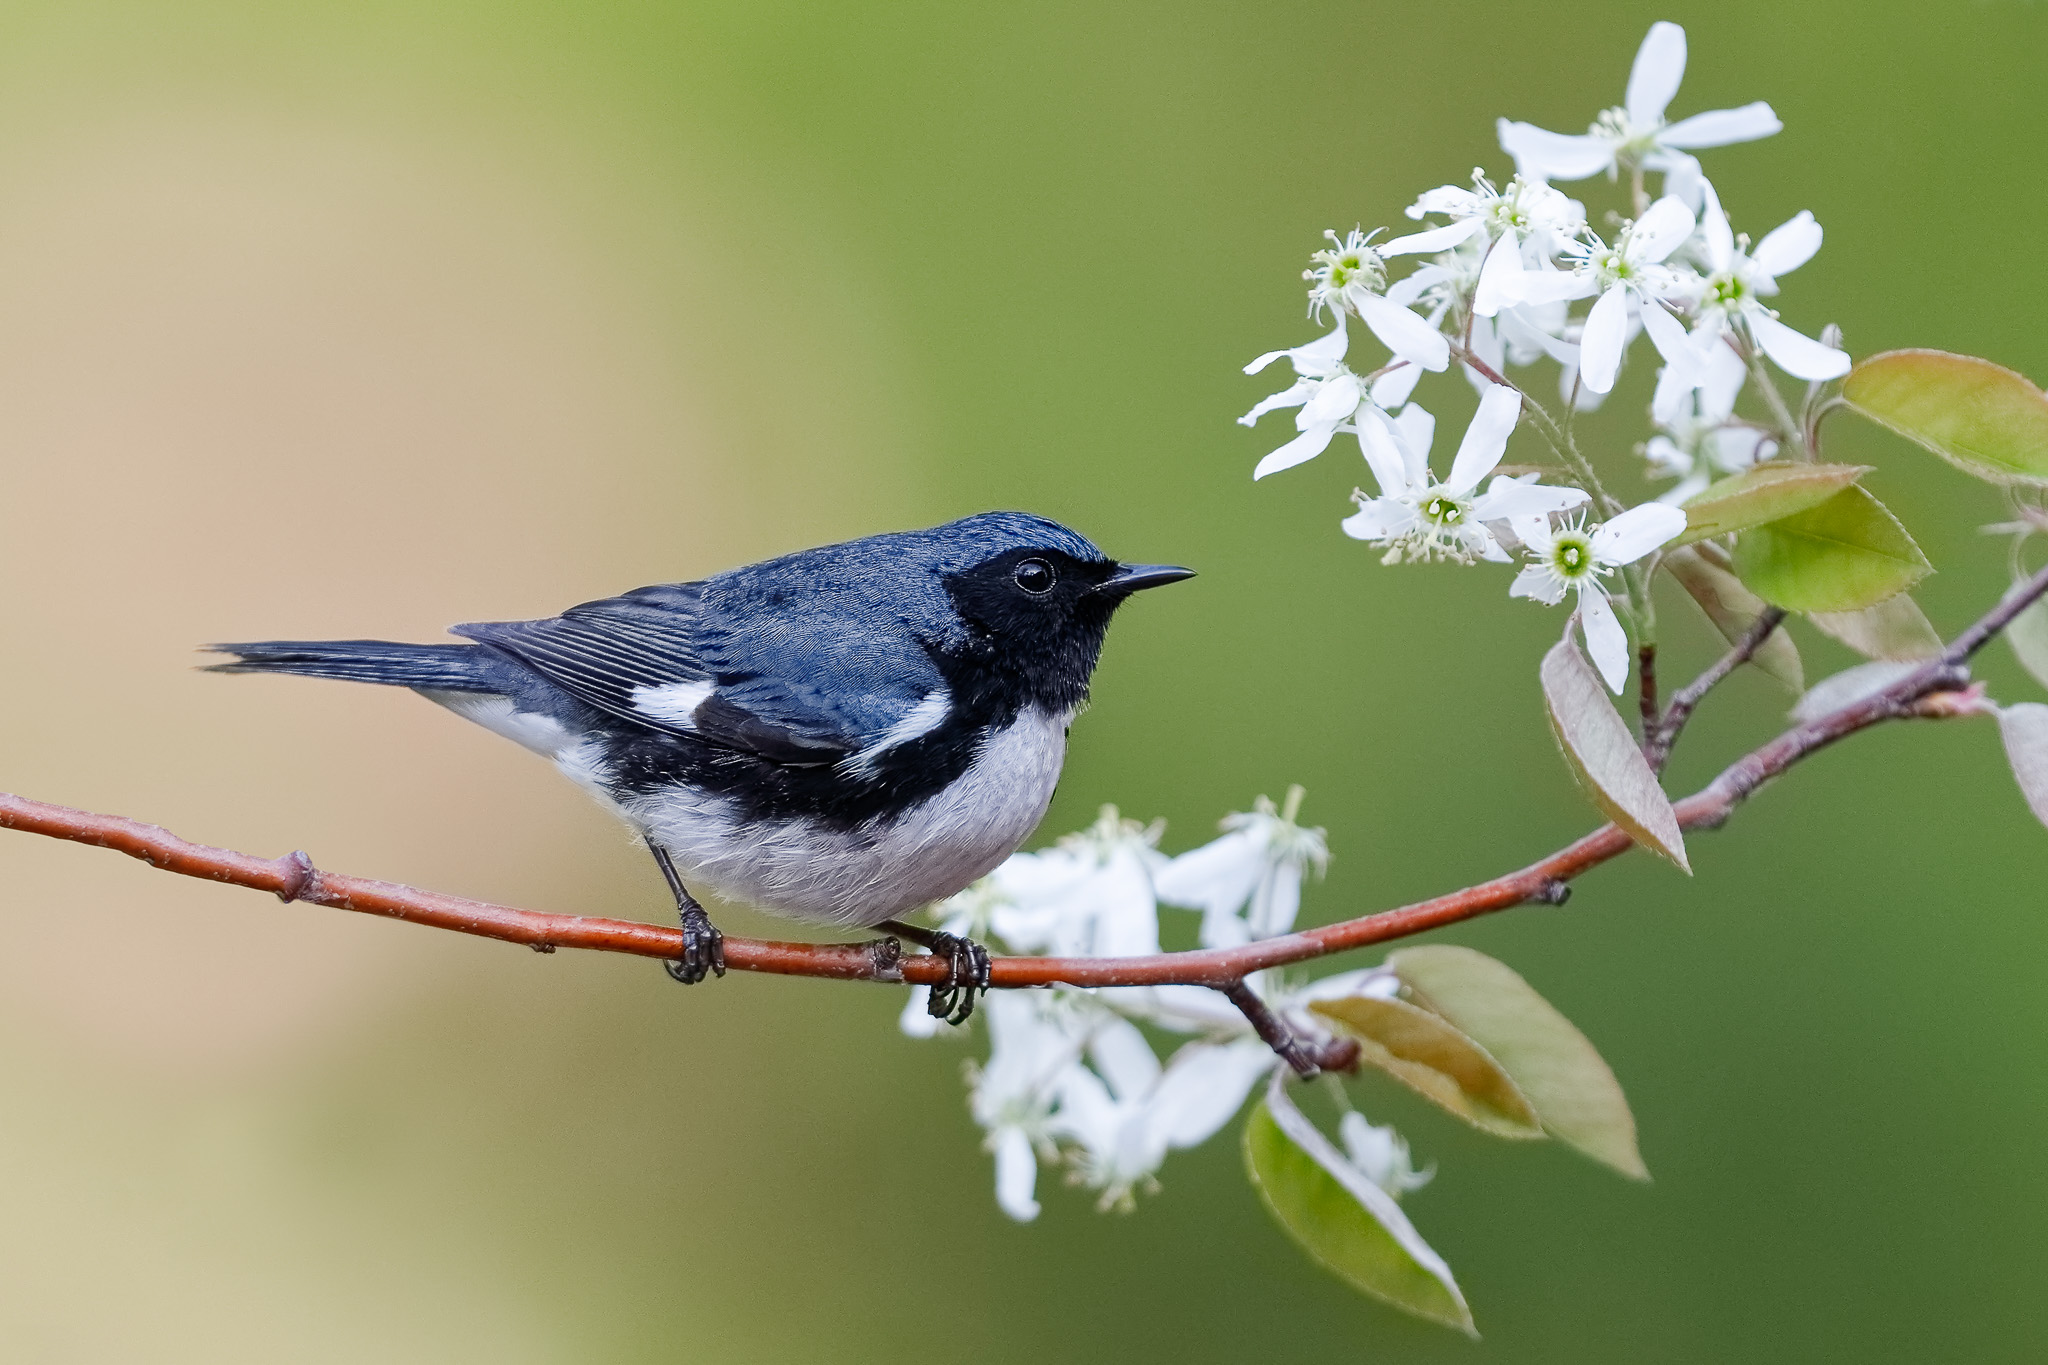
[
  {"xmin": 1678, "ymin": 182, "xmax": 1849, "ymax": 382},
  {"xmin": 969, "ymin": 991, "xmax": 1091, "ymax": 1221},
  {"xmin": 1303, "ymin": 229, "xmax": 1451, "ymax": 373},
  {"xmin": 1511, "ymin": 504, "xmax": 1689, "ymax": 691},
  {"xmin": 1340, "ymin": 1112, "xmax": 1435, "ymax": 1198},
  {"xmin": 981, "ymin": 806, "xmax": 1163, "ymax": 959},
  {"xmin": 1650, "ymin": 324, "xmax": 1747, "ymax": 425},
  {"xmin": 1153, "ymin": 787, "xmax": 1329, "ymax": 950},
  {"xmin": 1644, "ymin": 404, "xmax": 1778, "ymax": 504},
  {"xmin": 1553, "ymin": 195, "xmax": 1701, "ymax": 394},
  {"xmin": 1384, "ymin": 171, "xmax": 1586, "ymax": 319},
  {"xmin": 1052, "ymin": 1024, "xmax": 1277, "ymax": 1212},
  {"xmin": 1240, "ymin": 321, "xmax": 1374, "ymax": 480},
  {"xmin": 1497, "ymin": 22, "xmax": 1780, "ymax": 203},
  {"xmin": 1341, "ymin": 384, "xmax": 1588, "ymax": 564}
]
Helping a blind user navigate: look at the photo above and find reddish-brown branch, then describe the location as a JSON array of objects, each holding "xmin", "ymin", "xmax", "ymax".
[{"xmin": 3, "ymin": 559, "xmax": 2045, "ymax": 995}]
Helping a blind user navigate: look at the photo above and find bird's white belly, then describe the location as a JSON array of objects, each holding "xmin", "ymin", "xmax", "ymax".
[{"xmin": 629, "ymin": 707, "xmax": 1071, "ymax": 927}]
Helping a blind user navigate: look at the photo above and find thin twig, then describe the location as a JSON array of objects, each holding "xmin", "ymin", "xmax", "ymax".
[
  {"xmin": 1746, "ymin": 346, "xmax": 1806, "ymax": 457},
  {"xmin": 1638, "ymin": 643, "xmax": 1659, "ymax": 734},
  {"xmin": 1, "ymin": 561, "xmax": 2043, "ymax": 1030},
  {"xmin": 1643, "ymin": 606, "xmax": 1788, "ymax": 774},
  {"xmin": 1218, "ymin": 981, "xmax": 1359, "ymax": 1080}
]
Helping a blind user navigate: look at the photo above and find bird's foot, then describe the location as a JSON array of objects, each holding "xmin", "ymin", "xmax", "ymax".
[
  {"xmin": 924, "ymin": 930, "xmax": 992, "ymax": 1024},
  {"xmin": 879, "ymin": 919, "xmax": 991, "ymax": 1024},
  {"xmin": 663, "ymin": 904, "xmax": 726, "ymax": 985}
]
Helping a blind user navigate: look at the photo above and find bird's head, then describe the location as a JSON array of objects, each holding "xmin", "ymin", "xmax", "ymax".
[{"xmin": 924, "ymin": 512, "xmax": 1193, "ymax": 714}]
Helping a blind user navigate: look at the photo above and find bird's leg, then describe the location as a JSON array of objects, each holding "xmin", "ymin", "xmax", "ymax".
[
  {"xmin": 651, "ymin": 844, "xmax": 724, "ymax": 985},
  {"xmin": 878, "ymin": 918, "xmax": 992, "ymax": 1025}
]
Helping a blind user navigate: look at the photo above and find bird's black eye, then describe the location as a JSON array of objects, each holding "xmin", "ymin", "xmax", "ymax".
[{"xmin": 1012, "ymin": 558, "xmax": 1057, "ymax": 594}]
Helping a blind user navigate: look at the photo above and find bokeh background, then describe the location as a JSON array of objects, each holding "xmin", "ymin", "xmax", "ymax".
[{"xmin": 0, "ymin": 1, "xmax": 2043, "ymax": 1358}]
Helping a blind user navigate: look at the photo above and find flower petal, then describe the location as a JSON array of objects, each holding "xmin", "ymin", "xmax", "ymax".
[
  {"xmin": 1355, "ymin": 292, "xmax": 1450, "ymax": 372},
  {"xmin": 1392, "ymin": 403, "xmax": 1436, "ymax": 478},
  {"xmin": 1637, "ymin": 295, "xmax": 1695, "ymax": 368},
  {"xmin": 1238, "ymin": 377, "xmax": 1314, "ymax": 426},
  {"xmin": 1497, "ymin": 120, "xmax": 1615, "ymax": 181},
  {"xmin": 1245, "ymin": 320, "xmax": 1347, "ymax": 377},
  {"xmin": 1507, "ymin": 267, "xmax": 1599, "ymax": 308},
  {"xmin": 1696, "ymin": 177, "xmax": 1733, "ymax": 270},
  {"xmin": 1656, "ymin": 152, "xmax": 1706, "ymax": 210},
  {"xmin": 1341, "ymin": 496, "xmax": 1417, "ymax": 543},
  {"xmin": 1698, "ymin": 336, "xmax": 1748, "ymax": 416},
  {"xmin": 1153, "ymin": 830, "xmax": 1264, "ymax": 914},
  {"xmin": 1408, "ymin": 185, "xmax": 1480, "ymax": 219},
  {"xmin": 1299, "ymin": 371, "xmax": 1363, "ymax": 427},
  {"xmin": 1381, "ymin": 218, "xmax": 1483, "ymax": 256},
  {"xmin": 1578, "ymin": 284, "xmax": 1631, "ymax": 393},
  {"xmin": 1369, "ymin": 360, "xmax": 1423, "ymax": 408},
  {"xmin": 1661, "ymin": 102, "xmax": 1782, "ymax": 149},
  {"xmin": 1496, "ymin": 303, "xmax": 1581, "ymax": 365},
  {"xmin": 1467, "ymin": 523, "xmax": 1513, "ymax": 563},
  {"xmin": 1578, "ymin": 589, "xmax": 1633, "ymax": 693},
  {"xmin": 993, "ymin": 1127, "xmax": 1041, "ymax": 1222},
  {"xmin": 1353, "ymin": 407, "xmax": 1413, "ymax": 497},
  {"xmin": 1625, "ymin": 21, "xmax": 1688, "ymax": 127},
  {"xmin": 1591, "ymin": 502, "xmax": 1688, "ymax": 565},
  {"xmin": 1510, "ymin": 513, "xmax": 1555, "ymax": 556},
  {"xmin": 1254, "ymin": 423, "xmax": 1339, "ymax": 480},
  {"xmin": 1629, "ymin": 196, "xmax": 1697, "ymax": 264},
  {"xmin": 1445, "ymin": 382, "xmax": 1522, "ymax": 495},
  {"xmin": 1750, "ymin": 312, "xmax": 1851, "ymax": 381},
  {"xmin": 1511, "ymin": 561, "xmax": 1569, "ymax": 605},
  {"xmin": 1650, "ymin": 360, "xmax": 1695, "ymax": 425},
  {"xmin": 1383, "ymin": 264, "xmax": 1449, "ymax": 309},
  {"xmin": 1471, "ymin": 234, "xmax": 1524, "ymax": 318},
  {"xmin": 1091, "ymin": 1018, "xmax": 1163, "ymax": 1104},
  {"xmin": 1477, "ymin": 474, "xmax": 1590, "ymax": 521},
  {"xmin": 1149, "ymin": 1041, "xmax": 1275, "ymax": 1151},
  {"xmin": 1752, "ymin": 210, "xmax": 1823, "ymax": 278}
]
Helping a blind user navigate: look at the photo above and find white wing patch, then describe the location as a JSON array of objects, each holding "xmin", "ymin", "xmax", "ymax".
[
  {"xmin": 840, "ymin": 687, "xmax": 952, "ymax": 777},
  {"xmin": 630, "ymin": 679, "xmax": 715, "ymax": 726}
]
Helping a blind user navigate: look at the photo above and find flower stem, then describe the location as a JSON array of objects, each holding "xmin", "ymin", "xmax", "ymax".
[{"xmin": 1745, "ymin": 345, "xmax": 1806, "ymax": 458}]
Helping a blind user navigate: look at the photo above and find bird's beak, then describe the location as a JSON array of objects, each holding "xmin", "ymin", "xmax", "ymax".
[{"xmin": 1094, "ymin": 562, "xmax": 1196, "ymax": 596}]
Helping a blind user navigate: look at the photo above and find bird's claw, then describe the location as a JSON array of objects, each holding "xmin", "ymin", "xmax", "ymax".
[
  {"xmin": 664, "ymin": 904, "xmax": 726, "ymax": 985},
  {"xmin": 924, "ymin": 931, "xmax": 992, "ymax": 1025}
]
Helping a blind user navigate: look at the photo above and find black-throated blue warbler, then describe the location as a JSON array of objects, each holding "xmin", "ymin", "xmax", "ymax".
[{"xmin": 208, "ymin": 512, "xmax": 1192, "ymax": 1021}]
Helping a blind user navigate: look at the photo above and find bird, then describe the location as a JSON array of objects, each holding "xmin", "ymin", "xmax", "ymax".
[{"xmin": 207, "ymin": 512, "xmax": 1193, "ymax": 1022}]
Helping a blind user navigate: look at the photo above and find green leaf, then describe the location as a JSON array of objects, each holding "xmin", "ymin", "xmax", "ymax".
[
  {"xmin": 1662, "ymin": 545, "xmax": 1805, "ymax": 692},
  {"xmin": 1733, "ymin": 484, "xmax": 1931, "ymax": 613},
  {"xmin": 1243, "ymin": 1078, "xmax": 1475, "ymax": 1334},
  {"xmin": 1310, "ymin": 996, "xmax": 1545, "ymax": 1140},
  {"xmin": 1673, "ymin": 462, "xmax": 1870, "ymax": 546},
  {"xmin": 1808, "ymin": 594, "xmax": 1944, "ymax": 662},
  {"xmin": 1996, "ymin": 703, "xmax": 2048, "ymax": 830},
  {"xmin": 2005, "ymin": 584, "xmax": 2048, "ymax": 693},
  {"xmin": 1843, "ymin": 349, "xmax": 2048, "ymax": 485},
  {"xmin": 1540, "ymin": 638, "xmax": 1689, "ymax": 871},
  {"xmin": 1390, "ymin": 946, "xmax": 1649, "ymax": 1181}
]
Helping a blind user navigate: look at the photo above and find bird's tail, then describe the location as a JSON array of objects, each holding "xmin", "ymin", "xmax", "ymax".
[{"xmin": 204, "ymin": 639, "xmax": 496, "ymax": 691}]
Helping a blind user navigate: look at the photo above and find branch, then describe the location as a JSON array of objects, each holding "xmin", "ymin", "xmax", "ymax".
[
  {"xmin": 4, "ymin": 561, "xmax": 2045, "ymax": 1000},
  {"xmin": 1219, "ymin": 980, "xmax": 1360, "ymax": 1080},
  {"xmin": 1643, "ymin": 606, "xmax": 1788, "ymax": 774}
]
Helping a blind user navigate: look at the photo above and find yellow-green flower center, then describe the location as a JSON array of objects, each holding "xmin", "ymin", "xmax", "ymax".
[
  {"xmin": 1422, "ymin": 494, "xmax": 1467, "ymax": 526},
  {"xmin": 1551, "ymin": 533, "xmax": 1595, "ymax": 579}
]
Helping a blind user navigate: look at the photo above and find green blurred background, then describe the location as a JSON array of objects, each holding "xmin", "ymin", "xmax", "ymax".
[{"xmin": 0, "ymin": 0, "xmax": 2043, "ymax": 1358}]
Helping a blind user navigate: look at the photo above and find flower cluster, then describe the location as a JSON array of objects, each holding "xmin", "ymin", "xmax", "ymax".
[
  {"xmin": 903, "ymin": 798, "xmax": 1427, "ymax": 1221},
  {"xmin": 1240, "ymin": 20, "xmax": 1848, "ymax": 693}
]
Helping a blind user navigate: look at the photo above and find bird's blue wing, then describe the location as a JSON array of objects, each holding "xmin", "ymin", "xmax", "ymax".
[{"xmin": 453, "ymin": 581, "xmax": 936, "ymax": 767}]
